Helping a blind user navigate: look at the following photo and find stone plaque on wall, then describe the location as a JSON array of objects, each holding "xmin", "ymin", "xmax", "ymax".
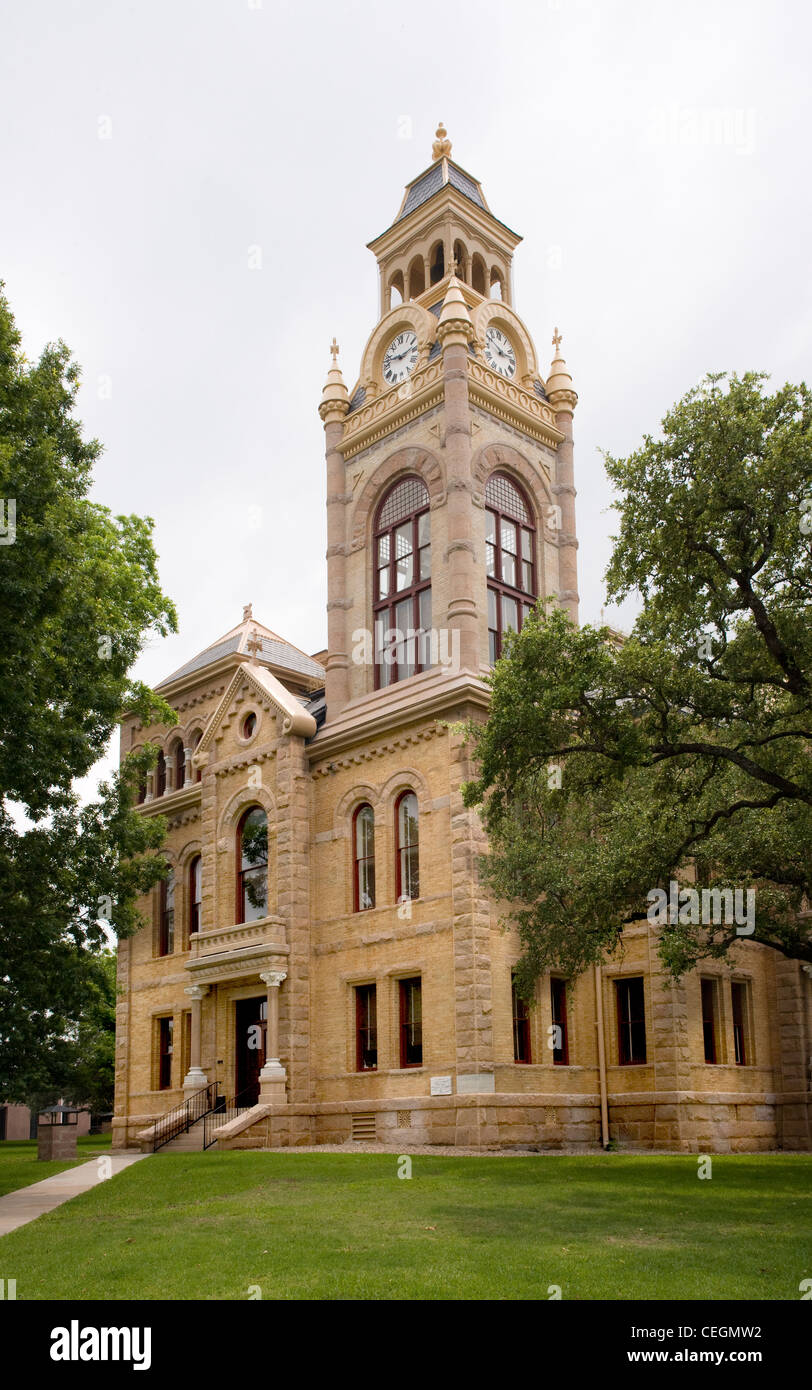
[
  {"xmin": 430, "ymin": 1075, "xmax": 452, "ymax": 1096},
  {"xmin": 456, "ymin": 1073, "xmax": 495, "ymax": 1094}
]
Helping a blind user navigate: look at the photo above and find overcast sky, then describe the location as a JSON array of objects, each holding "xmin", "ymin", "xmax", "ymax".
[{"xmin": 2, "ymin": 0, "xmax": 809, "ymax": 793}]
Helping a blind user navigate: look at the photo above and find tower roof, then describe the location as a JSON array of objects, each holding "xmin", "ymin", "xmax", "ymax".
[
  {"xmin": 156, "ymin": 606, "xmax": 325, "ymax": 691},
  {"xmin": 369, "ymin": 122, "xmax": 520, "ymax": 250}
]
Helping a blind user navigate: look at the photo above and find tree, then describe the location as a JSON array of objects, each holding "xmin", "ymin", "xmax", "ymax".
[
  {"xmin": 462, "ymin": 373, "xmax": 812, "ymax": 987},
  {"xmin": 0, "ymin": 284, "xmax": 177, "ymax": 1100}
]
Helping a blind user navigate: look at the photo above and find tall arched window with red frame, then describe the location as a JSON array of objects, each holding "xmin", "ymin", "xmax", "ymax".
[
  {"xmin": 485, "ymin": 471, "xmax": 537, "ymax": 663},
  {"xmin": 395, "ymin": 791, "xmax": 419, "ymax": 902},
  {"xmin": 236, "ymin": 807, "xmax": 268, "ymax": 924},
  {"xmin": 353, "ymin": 804, "xmax": 375, "ymax": 912},
  {"xmin": 373, "ymin": 476, "xmax": 431, "ymax": 688}
]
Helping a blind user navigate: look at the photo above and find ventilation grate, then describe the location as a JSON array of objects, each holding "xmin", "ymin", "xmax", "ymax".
[
  {"xmin": 396, "ymin": 1110, "xmax": 412, "ymax": 1129},
  {"xmin": 351, "ymin": 1113, "xmax": 376, "ymax": 1142}
]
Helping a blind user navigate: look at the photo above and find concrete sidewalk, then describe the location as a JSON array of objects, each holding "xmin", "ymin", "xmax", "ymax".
[{"xmin": 0, "ymin": 1153, "xmax": 147, "ymax": 1238}]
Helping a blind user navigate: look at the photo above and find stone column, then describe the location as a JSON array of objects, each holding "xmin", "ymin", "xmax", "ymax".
[
  {"xmin": 319, "ymin": 351, "xmax": 351, "ymax": 717},
  {"xmin": 437, "ymin": 280, "xmax": 479, "ymax": 675},
  {"xmin": 259, "ymin": 970, "xmax": 287, "ymax": 1103},
  {"xmin": 144, "ymin": 772, "xmax": 154, "ymax": 804},
  {"xmin": 182, "ymin": 984, "xmax": 210, "ymax": 1092},
  {"xmin": 183, "ymin": 747, "xmax": 193, "ymax": 787},
  {"xmin": 546, "ymin": 334, "xmax": 579, "ymax": 626}
]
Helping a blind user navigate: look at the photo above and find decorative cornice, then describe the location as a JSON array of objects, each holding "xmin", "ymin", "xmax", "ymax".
[
  {"xmin": 340, "ymin": 361, "xmax": 444, "ymax": 461},
  {"xmin": 312, "ymin": 724, "xmax": 442, "ymax": 778},
  {"xmin": 468, "ymin": 362, "xmax": 563, "ymax": 448}
]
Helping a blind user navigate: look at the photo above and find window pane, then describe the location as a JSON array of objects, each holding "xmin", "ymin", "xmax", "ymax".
[
  {"xmin": 419, "ymin": 588, "xmax": 431, "ymax": 631},
  {"xmin": 378, "ymin": 566, "xmax": 389, "ymax": 599},
  {"xmin": 501, "ymin": 519, "xmax": 517, "ymax": 554},
  {"xmin": 358, "ymin": 859, "xmax": 375, "ymax": 911},
  {"xmin": 487, "ymin": 587, "xmax": 497, "ymax": 628},
  {"xmin": 401, "ymin": 845, "xmax": 419, "ymax": 900},
  {"xmin": 486, "ymin": 542, "xmax": 496, "ymax": 578},
  {"xmin": 399, "ymin": 792, "xmax": 418, "ymax": 848},
  {"xmin": 502, "ymin": 594, "xmax": 518, "ymax": 633},
  {"xmin": 489, "ymin": 630, "xmax": 498, "ymax": 664},
  {"xmin": 378, "ymin": 534, "xmax": 390, "ymax": 567},
  {"xmin": 395, "ymin": 553, "xmax": 413, "ymax": 590},
  {"xmin": 502, "ymin": 552, "xmax": 516, "ymax": 586},
  {"xmin": 522, "ymin": 560, "xmax": 533, "ymax": 592},
  {"xmin": 356, "ymin": 806, "xmax": 374, "ymax": 858},
  {"xmin": 418, "ymin": 511, "xmax": 430, "ymax": 547},
  {"xmin": 521, "ymin": 528, "xmax": 533, "ymax": 560},
  {"xmin": 485, "ymin": 510, "xmax": 496, "ymax": 544},
  {"xmin": 419, "ymin": 545, "xmax": 431, "ymax": 580}
]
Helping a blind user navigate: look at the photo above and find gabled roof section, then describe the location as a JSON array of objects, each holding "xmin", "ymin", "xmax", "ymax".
[
  {"xmin": 156, "ymin": 608, "xmax": 325, "ymax": 691},
  {"xmin": 194, "ymin": 662, "xmax": 317, "ymax": 765}
]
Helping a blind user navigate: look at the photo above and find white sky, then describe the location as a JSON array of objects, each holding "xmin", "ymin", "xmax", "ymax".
[{"xmin": 2, "ymin": 0, "xmax": 810, "ymax": 795}]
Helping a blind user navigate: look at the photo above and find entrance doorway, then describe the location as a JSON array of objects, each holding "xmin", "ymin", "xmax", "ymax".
[{"xmin": 235, "ymin": 996, "xmax": 266, "ymax": 1105}]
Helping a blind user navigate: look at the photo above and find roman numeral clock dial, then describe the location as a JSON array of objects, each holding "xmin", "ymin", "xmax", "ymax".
[
  {"xmin": 382, "ymin": 330, "xmax": 419, "ymax": 385},
  {"xmin": 484, "ymin": 325, "xmax": 517, "ymax": 378}
]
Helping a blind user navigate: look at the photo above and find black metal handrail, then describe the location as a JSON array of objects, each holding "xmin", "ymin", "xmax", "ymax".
[
  {"xmin": 202, "ymin": 1087, "xmax": 257, "ymax": 1150},
  {"xmin": 152, "ymin": 1081, "xmax": 218, "ymax": 1152}
]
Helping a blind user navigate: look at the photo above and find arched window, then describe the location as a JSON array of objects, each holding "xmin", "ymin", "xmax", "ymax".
[
  {"xmin": 407, "ymin": 255, "xmax": 425, "ymax": 300},
  {"xmin": 429, "ymin": 241, "xmax": 445, "ymax": 285},
  {"xmin": 389, "ymin": 271, "xmax": 404, "ymax": 308},
  {"xmin": 242, "ymin": 712, "xmax": 257, "ymax": 740},
  {"xmin": 485, "ymin": 472, "xmax": 537, "ymax": 663},
  {"xmin": 236, "ymin": 806, "xmax": 268, "ymax": 924},
  {"xmin": 489, "ymin": 268, "xmax": 504, "ymax": 300},
  {"xmin": 191, "ymin": 730, "xmax": 202, "ymax": 784},
  {"xmin": 171, "ymin": 739, "xmax": 185, "ymax": 791},
  {"xmin": 353, "ymin": 804, "xmax": 375, "ymax": 912},
  {"xmin": 155, "ymin": 749, "xmax": 166, "ymax": 798},
  {"xmin": 373, "ymin": 475, "xmax": 431, "ymax": 688},
  {"xmin": 158, "ymin": 868, "xmax": 174, "ymax": 956},
  {"xmin": 471, "ymin": 254, "xmax": 487, "ymax": 296},
  {"xmin": 395, "ymin": 791, "xmax": 419, "ymax": 902},
  {"xmin": 188, "ymin": 855, "xmax": 202, "ymax": 939},
  {"xmin": 453, "ymin": 240, "xmax": 467, "ymax": 282}
]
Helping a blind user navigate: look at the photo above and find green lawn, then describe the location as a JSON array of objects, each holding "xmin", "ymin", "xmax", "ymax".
[
  {"xmin": 0, "ymin": 1134, "xmax": 112, "ymax": 1198},
  {"xmin": 0, "ymin": 1151, "xmax": 808, "ymax": 1300}
]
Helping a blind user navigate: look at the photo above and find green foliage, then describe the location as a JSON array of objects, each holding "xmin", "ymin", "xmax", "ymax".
[
  {"xmin": 0, "ymin": 284, "xmax": 177, "ymax": 1100},
  {"xmin": 463, "ymin": 373, "xmax": 812, "ymax": 983}
]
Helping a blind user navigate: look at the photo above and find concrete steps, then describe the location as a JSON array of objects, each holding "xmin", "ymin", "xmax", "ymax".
[{"xmin": 159, "ymin": 1123, "xmax": 206, "ymax": 1153}]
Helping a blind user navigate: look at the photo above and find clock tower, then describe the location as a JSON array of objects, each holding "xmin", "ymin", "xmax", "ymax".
[{"xmin": 318, "ymin": 123, "xmax": 579, "ymax": 725}]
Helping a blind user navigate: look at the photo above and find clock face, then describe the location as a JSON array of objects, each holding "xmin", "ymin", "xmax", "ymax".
[
  {"xmin": 484, "ymin": 326, "xmax": 517, "ymax": 378},
  {"xmin": 383, "ymin": 330, "xmax": 419, "ymax": 386}
]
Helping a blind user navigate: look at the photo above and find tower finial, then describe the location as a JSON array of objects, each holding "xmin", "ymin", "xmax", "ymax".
[
  {"xmin": 432, "ymin": 122, "xmax": 452, "ymax": 160},
  {"xmin": 329, "ymin": 336, "xmax": 340, "ymax": 364},
  {"xmin": 552, "ymin": 326, "xmax": 562, "ymax": 352}
]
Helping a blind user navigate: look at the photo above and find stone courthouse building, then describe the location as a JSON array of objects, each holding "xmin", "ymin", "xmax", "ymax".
[{"xmin": 113, "ymin": 126, "xmax": 811, "ymax": 1154}]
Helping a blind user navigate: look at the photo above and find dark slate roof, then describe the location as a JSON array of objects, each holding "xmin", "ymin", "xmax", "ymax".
[
  {"xmin": 257, "ymin": 636, "xmax": 325, "ymax": 680},
  {"xmin": 427, "ymin": 339, "xmax": 442, "ymax": 362},
  {"xmin": 428, "ymin": 301, "xmax": 443, "ymax": 317},
  {"xmin": 157, "ymin": 636, "xmax": 241, "ymax": 686},
  {"xmin": 533, "ymin": 379, "xmax": 549, "ymax": 401},
  {"xmin": 447, "ymin": 164, "xmax": 485, "ymax": 208},
  {"xmin": 304, "ymin": 690, "xmax": 327, "ymax": 734},
  {"xmin": 347, "ymin": 384, "xmax": 366, "ymax": 414},
  {"xmin": 398, "ymin": 160, "xmax": 485, "ymax": 222},
  {"xmin": 157, "ymin": 633, "xmax": 325, "ymax": 689}
]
